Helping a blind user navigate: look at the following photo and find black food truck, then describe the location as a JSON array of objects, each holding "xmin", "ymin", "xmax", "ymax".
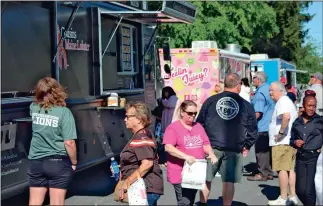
[{"xmin": 1, "ymin": 1, "xmax": 196, "ymax": 200}]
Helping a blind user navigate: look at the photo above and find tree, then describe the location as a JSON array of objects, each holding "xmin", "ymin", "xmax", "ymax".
[
  {"xmin": 252, "ymin": 2, "xmax": 314, "ymax": 62},
  {"xmin": 154, "ymin": 2, "xmax": 278, "ymax": 52},
  {"xmin": 295, "ymin": 38, "xmax": 323, "ymax": 84}
]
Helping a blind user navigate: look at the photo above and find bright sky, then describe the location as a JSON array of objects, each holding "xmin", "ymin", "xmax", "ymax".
[{"xmin": 304, "ymin": 1, "xmax": 323, "ymax": 55}]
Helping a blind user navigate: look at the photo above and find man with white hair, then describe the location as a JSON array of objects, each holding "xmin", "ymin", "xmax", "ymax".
[
  {"xmin": 268, "ymin": 81, "xmax": 298, "ymax": 205},
  {"xmin": 248, "ymin": 71, "xmax": 275, "ymax": 181}
]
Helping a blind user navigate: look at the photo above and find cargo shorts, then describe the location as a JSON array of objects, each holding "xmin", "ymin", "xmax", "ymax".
[
  {"xmin": 206, "ymin": 148, "xmax": 243, "ymax": 183},
  {"xmin": 272, "ymin": 144, "xmax": 297, "ymax": 171}
]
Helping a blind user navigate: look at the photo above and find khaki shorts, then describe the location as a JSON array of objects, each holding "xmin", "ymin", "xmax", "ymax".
[{"xmin": 272, "ymin": 145, "xmax": 296, "ymax": 171}]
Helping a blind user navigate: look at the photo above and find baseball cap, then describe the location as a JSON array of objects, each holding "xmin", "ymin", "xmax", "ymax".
[{"xmin": 311, "ymin": 72, "xmax": 323, "ymax": 81}]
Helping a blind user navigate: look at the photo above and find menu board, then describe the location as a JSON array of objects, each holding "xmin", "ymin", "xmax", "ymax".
[{"xmin": 121, "ymin": 26, "xmax": 132, "ymax": 71}]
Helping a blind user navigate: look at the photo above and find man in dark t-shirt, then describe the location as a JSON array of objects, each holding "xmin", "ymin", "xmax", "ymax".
[
  {"xmin": 286, "ymin": 84, "xmax": 297, "ymax": 103},
  {"xmin": 196, "ymin": 73, "xmax": 258, "ymax": 206}
]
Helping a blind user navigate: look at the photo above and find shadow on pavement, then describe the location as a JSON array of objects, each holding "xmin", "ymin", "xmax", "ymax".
[
  {"xmin": 259, "ymin": 184, "xmax": 280, "ymax": 201},
  {"xmin": 201, "ymin": 198, "xmax": 248, "ymax": 206},
  {"xmin": 67, "ymin": 162, "xmax": 116, "ymax": 197},
  {"xmin": 242, "ymin": 162, "xmax": 257, "ymax": 177}
]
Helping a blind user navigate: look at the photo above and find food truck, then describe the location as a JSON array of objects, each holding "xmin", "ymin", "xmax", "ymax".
[
  {"xmin": 157, "ymin": 42, "xmax": 250, "ymax": 110},
  {"xmin": 1, "ymin": 1, "xmax": 197, "ymax": 199},
  {"xmin": 250, "ymin": 54, "xmax": 307, "ymax": 97}
]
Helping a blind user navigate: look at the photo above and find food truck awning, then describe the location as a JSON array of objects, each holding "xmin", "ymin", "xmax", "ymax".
[
  {"xmin": 280, "ymin": 68, "xmax": 308, "ymax": 74},
  {"xmin": 100, "ymin": 1, "xmax": 197, "ymax": 24}
]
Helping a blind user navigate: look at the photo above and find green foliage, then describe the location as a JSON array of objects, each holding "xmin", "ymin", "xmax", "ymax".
[
  {"xmin": 156, "ymin": 2, "xmax": 278, "ymax": 52},
  {"xmin": 152, "ymin": 1, "xmax": 322, "ymax": 84},
  {"xmin": 295, "ymin": 38, "xmax": 323, "ymax": 84}
]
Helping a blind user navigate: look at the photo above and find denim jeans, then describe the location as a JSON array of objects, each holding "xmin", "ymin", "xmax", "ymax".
[{"xmin": 147, "ymin": 193, "xmax": 161, "ymax": 206}]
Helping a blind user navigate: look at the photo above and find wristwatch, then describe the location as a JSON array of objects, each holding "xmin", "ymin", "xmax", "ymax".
[{"xmin": 278, "ymin": 131, "xmax": 284, "ymax": 135}]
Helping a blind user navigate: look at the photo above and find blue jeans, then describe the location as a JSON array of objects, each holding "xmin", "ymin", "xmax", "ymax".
[{"xmin": 147, "ymin": 193, "xmax": 161, "ymax": 206}]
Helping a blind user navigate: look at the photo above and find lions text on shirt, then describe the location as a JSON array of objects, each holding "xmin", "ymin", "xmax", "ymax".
[
  {"xmin": 28, "ymin": 103, "xmax": 77, "ymax": 159},
  {"xmin": 269, "ymin": 96, "xmax": 297, "ymax": 146},
  {"xmin": 32, "ymin": 113, "xmax": 59, "ymax": 127}
]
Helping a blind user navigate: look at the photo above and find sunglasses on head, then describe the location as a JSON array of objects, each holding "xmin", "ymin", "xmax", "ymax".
[{"xmin": 183, "ymin": 111, "xmax": 197, "ymax": 116}]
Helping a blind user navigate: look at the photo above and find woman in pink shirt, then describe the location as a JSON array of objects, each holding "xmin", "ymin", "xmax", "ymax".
[{"xmin": 163, "ymin": 100, "xmax": 217, "ymax": 206}]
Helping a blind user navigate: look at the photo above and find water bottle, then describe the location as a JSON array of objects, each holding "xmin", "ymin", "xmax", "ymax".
[{"xmin": 110, "ymin": 157, "xmax": 120, "ymax": 181}]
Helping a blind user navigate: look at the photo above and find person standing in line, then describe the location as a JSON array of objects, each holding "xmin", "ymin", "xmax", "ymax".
[
  {"xmin": 196, "ymin": 73, "xmax": 258, "ymax": 206},
  {"xmin": 268, "ymin": 81, "xmax": 298, "ymax": 205},
  {"xmin": 214, "ymin": 81, "xmax": 224, "ymax": 94},
  {"xmin": 117, "ymin": 102, "xmax": 163, "ymax": 206},
  {"xmin": 299, "ymin": 72, "xmax": 323, "ymax": 116},
  {"xmin": 163, "ymin": 100, "xmax": 217, "ymax": 206},
  {"xmin": 285, "ymin": 84, "xmax": 297, "ymax": 105},
  {"xmin": 161, "ymin": 86, "xmax": 178, "ymax": 134},
  {"xmin": 28, "ymin": 77, "xmax": 77, "ymax": 206},
  {"xmin": 248, "ymin": 71, "xmax": 275, "ymax": 181},
  {"xmin": 239, "ymin": 77, "xmax": 251, "ymax": 102},
  {"xmin": 290, "ymin": 95, "xmax": 323, "ymax": 206},
  {"xmin": 280, "ymin": 77, "xmax": 297, "ymax": 97}
]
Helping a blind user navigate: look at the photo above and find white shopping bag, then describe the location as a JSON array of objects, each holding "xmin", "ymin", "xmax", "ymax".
[
  {"xmin": 315, "ymin": 152, "xmax": 323, "ymax": 206},
  {"xmin": 181, "ymin": 159, "xmax": 207, "ymax": 190},
  {"xmin": 128, "ymin": 172, "xmax": 148, "ymax": 206}
]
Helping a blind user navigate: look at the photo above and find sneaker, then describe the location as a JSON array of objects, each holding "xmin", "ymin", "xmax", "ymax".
[
  {"xmin": 288, "ymin": 196, "xmax": 298, "ymax": 205},
  {"xmin": 268, "ymin": 196, "xmax": 289, "ymax": 205}
]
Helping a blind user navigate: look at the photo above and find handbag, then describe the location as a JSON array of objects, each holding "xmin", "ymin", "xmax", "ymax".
[
  {"xmin": 181, "ymin": 159, "xmax": 207, "ymax": 190},
  {"xmin": 114, "ymin": 178, "xmax": 129, "ymax": 203},
  {"xmin": 128, "ymin": 171, "xmax": 148, "ymax": 205}
]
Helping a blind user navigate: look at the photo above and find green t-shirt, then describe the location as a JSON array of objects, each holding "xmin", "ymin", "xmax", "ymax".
[{"xmin": 28, "ymin": 103, "xmax": 77, "ymax": 159}]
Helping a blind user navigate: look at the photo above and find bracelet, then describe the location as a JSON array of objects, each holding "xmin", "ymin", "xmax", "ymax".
[
  {"xmin": 72, "ymin": 163, "xmax": 77, "ymax": 166},
  {"xmin": 279, "ymin": 131, "xmax": 284, "ymax": 135}
]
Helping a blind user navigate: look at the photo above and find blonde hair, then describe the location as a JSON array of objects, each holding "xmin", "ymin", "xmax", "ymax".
[
  {"xmin": 173, "ymin": 100, "xmax": 197, "ymax": 120},
  {"xmin": 126, "ymin": 101, "xmax": 152, "ymax": 128}
]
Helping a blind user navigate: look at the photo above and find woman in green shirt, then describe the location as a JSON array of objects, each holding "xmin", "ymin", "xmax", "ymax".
[{"xmin": 28, "ymin": 77, "xmax": 77, "ymax": 206}]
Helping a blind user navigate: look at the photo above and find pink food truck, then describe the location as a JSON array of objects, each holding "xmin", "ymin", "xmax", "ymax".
[{"xmin": 158, "ymin": 44, "xmax": 250, "ymax": 111}]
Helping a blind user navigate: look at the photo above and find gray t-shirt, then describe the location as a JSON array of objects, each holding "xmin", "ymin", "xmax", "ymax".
[
  {"xmin": 28, "ymin": 103, "xmax": 77, "ymax": 159},
  {"xmin": 300, "ymin": 84, "xmax": 323, "ymax": 116}
]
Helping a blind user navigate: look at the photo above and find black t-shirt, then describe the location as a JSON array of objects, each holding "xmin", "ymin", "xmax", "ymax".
[{"xmin": 287, "ymin": 92, "xmax": 296, "ymax": 102}]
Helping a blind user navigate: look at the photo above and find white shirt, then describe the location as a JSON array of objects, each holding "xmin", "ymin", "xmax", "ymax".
[
  {"xmin": 269, "ymin": 96, "xmax": 298, "ymax": 146},
  {"xmin": 300, "ymin": 84, "xmax": 323, "ymax": 116},
  {"xmin": 239, "ymin": 85, "xmax": 251, "ymax": 102}
]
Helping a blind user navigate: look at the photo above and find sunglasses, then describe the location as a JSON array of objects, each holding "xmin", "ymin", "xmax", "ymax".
[
  {"xmin": 184, "ymin": 111, "xmax": 198, "ymax": 116},
  {"xmin": 125, "ymin": 114, "xmax": 136, "ymax": 119}
]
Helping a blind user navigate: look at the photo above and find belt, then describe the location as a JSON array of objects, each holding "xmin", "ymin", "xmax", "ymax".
[{"xmin": 298, "ymin": 150, "xmax": 321, "ymax": 154}]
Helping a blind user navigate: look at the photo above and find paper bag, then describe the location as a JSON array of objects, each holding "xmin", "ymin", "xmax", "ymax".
[
  {"xmin": 181, "ymin": 159, "xmax": 207, "ymax": 190},
  {"xmin": 128, "ymin": 172, "xmax": 148, "ymax": 205}
]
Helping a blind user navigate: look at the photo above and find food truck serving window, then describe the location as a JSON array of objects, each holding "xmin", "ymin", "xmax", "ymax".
[{"xmin": 118, "ymin": 24, "xmax": 138, "ymax": 74}]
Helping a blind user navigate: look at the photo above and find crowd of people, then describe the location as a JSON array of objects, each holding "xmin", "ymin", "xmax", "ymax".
[{"xmin": 27, "ymin": 71, "xmax": 322, "ymax": 206}]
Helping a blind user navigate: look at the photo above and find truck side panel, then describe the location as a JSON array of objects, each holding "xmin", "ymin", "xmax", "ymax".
[
  {"xmin": 158, "ymin": 48, "xmax": 220, "ymax": 110},
  {"xmin": 251, "ymin": 60, "xmax": 279, "ymax": 85},
  {"xmin": 263, "ymin": 60, "xmax": 279, "ymax": 85}
]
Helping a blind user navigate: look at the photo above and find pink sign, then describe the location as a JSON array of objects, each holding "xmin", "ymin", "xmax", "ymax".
[{"xmin": 159, "ymin": 49, "xmax": 221, "ymax": 109}]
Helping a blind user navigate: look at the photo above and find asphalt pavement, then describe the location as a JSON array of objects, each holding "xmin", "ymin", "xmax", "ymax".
[{"xmin": 2, "ymin": 146, "xmax": 292, "ymax": 206}]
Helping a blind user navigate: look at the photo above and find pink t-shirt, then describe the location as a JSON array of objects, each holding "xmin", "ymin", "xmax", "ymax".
[{"xmin": 162, "ymin": 120, "xmax": 211, "ymax": 184}]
